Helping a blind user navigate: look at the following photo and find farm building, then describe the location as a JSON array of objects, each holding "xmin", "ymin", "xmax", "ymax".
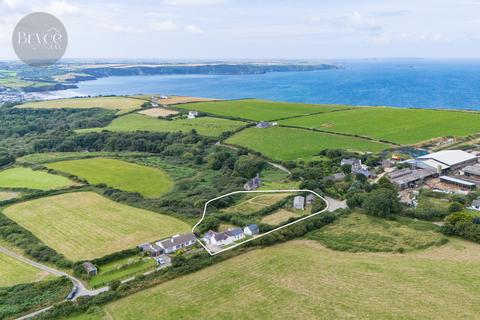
[
  {"xmin": 150, "ymin": 102, "xmax": 159, "ymax": 108},
  {"xmin": 244, "ymin": 174, "xmax": 262, "ymax": 191},
  {"xmin": 203, "ymin": 228, "xmax": 245, "ymax": 246},
  {"xmin": 156, "ymin": 233, "xmax": 197, "ymax": 254},
  {"xmin": 83, "ymin": 262, "xmax": 97, "ymax": 276},
  {"xmin": 470, "ymin": 199, "xmax": 480, "ymax": 211},
  {"xmin": 342, "ymin": 158, "xmax": 374, "ymax": 178},
  {"xmin": 138, "ymin": 243, "xmax": 162, "ymax": 257},
  {"xmin": 293, "ymin": 196, "xmax": 305, "ymax": 210},
  {"xmin": 462, "ymin": 164, "xmax": 480, "ymax": 177},
  {"xmin": 439, "ymin": 176, "xmax": 476, "ymax": 190},
  {"xmin": 415, "ymin": 150, "xmax": 478, "ymax": 172},
  {"xmin": 387, "ymin": 168, "xmax": 437, "ymax": 190},
  {"xmin": 187, "ymin": 111, "xmax": 198, "ymax": 119},
  {"xmin": 306, "ymin": 194, "xmax": 316, "ymax": 206},
  {"xmin": 244, "ymin": 224, "xmax": 259, "ymax": 236}
]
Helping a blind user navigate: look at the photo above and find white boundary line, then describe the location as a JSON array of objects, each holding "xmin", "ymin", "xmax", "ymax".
[{"xmin": 192, "ymin": 189, "xmax": 329, "ymax": 256}]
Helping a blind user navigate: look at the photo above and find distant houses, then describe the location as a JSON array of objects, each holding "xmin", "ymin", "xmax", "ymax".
[
  {"xmin": 187, "ymin": 111, "xmax": 199, "ymax": 119},
  {"xmin": 244, "ymin": 224, "xmax": 259, "ymax": 236},
  {"xmin": 255, "ymin": 121, "xmax": 278, "ymax": 129},
  {"xmin": 244, "ymin": 173, "xmax": 262, "ymax": 190},
  {"xmin": 138, "ymin": 233, "xmax": 197, "ymax": 256},
  {"xmin": 156, "ymin": 233, "xmax": 197, "ymax": 254},
  {"xmin": 203, "ymin": 227, "xmax": 245, "ymax": 246},
  {"xmin": 83, "ymin": 262, "xmax": 97, "ymax": 276}
]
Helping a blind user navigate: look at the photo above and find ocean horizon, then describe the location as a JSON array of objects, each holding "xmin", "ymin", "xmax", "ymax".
[{"xmin": 41, "ymin": 59, "xmax": 480, "ymax": 111}]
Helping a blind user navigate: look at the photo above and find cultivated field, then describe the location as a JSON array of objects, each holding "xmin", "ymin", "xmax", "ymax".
[
  {"xmin": 226, "ymin": 127, "xmax": 392, "ymax": 160},
  {"xmin": 181, "ymin": 99, "xmax": 353, "ymax": 121},
  {"xmin": 261, "ymin": 209, "xmax": 302, "ymax": 225},
  {"xmin": 0, "ymin": 167, "xmax": 75, "ymax": 190},
  {"xmin": 132, "ymin": 95, "xmax": 217, "ymax": 105},
  {"xmin": 3, "ymin": 192, "xmax": 191, "ymax": 261},
  {"xmin": 46, "ymin": 158, "xmax": 172, "ymax": 198},
  {"xmin": 281, "ymin": 107, "xmax": 480, "ymax": 144},
  {"xmin": 90, "ymin": 239, "xmax": 480, "ymax": 319},
  {"xmin": 0, "ymin": 252, "xmax": 51, "ymax": 287},
  {"xmin": 137, "ymin": 108, "xmax": 178, "ymax": 117},
  {"xmin": 18, "ymin": 96, "xmax": 146, "ymax": 115},
  {"xmin": 77, "ymin": 114, "xmax": 245, "ymax": 137},
  {"xmin": 308, "ymin": 212, "xmax": 447, "ymax": 252}
]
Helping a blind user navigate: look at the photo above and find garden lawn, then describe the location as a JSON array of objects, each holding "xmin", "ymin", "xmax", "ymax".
[
  {"xmin": 46, "ymin": 158, "xmax": 172, "ymax": 198},
  {"xmin": 181, "ymin": 99, "xmax": 353, "ymax": 121},
  {"xmin": 226, "ymin": 127, "xmax": 392, "ymax": 161},
  {"xmin": 76, "ymin": 114, "xmax": 245, "ymax": 137},
  {"xmin": 261, "ymin": 209, "xmax": 302, "ymax": 225},
  {"xmin": 307, "ymin": 212, "xmax": 447, "ymax": 252},
  {"xmin": 95, "ymin": 239, "xmax": 480, "ymax": 319},
  {"xmin": 281, "ymin": 107, "xmax": 480, "ymax": 144},
  {"xmin": 0, "ymin": 167, "xmax": 75, "ymax": 190},
  {"xmin": 222, "ymin": 193, "xmax": 292, "ymax": 215},
  {"xmin": 0, "ymin": 252, "xmax": 51, "ymax": 287},
  {"xmin": 18, "ymin": 96, "xmax": 146, "ymax": 115},
  {"xmin": 2, "ymin": 192, "xmax": 191, "ymax": 261}
]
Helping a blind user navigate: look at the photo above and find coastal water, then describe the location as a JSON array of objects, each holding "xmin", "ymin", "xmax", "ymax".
[{"xmin": 59, "ymin": 60, "xmax": 480, "ymax": 110}]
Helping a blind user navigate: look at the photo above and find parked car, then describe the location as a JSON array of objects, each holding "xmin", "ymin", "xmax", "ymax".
[{"xmin": 67, "ymin": 285, "xmax": 78, "ymax": 300}]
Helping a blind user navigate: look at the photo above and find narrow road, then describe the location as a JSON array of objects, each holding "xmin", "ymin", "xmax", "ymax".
[{"xmin": 0, "ymin": 246, "xmax": 108, "ymax": 319}]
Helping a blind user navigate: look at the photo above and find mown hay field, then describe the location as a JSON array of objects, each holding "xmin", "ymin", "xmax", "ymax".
[
  {"xmin": 0, "ymin": 167, "xmax": 75, "ymax": 190},
  {"xmin": 226, "ymin": 127, "xmax": 392, "ymax": 160},
  {"xmin": 46, "ymin": 158, "xmax": 173, "ymax": 198},
  {"xmin": 182, "ymin": 99, "xmax": 354, "ymax": 121},
  {"xmin": 78, "ymin": 238, "xmax": 480, "ymax": 319},
  {"xmin": 281, "ymin": 107, "xmax": 480, "ymax": 144},
  {"xmin": 3, "ymin": 192, "xmax": 191, "ymax": 261},
  {"xmin": 76, "ymin": 114, "xmax": 245, "ymax": 137}
]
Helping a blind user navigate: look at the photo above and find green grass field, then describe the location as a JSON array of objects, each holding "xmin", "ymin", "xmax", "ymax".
[
  {"xmin": 18, "ymin": 96, "xmax": 146, "ymax": 115},
  {"xmin": 0, "ymin": 167, "xmax": 75, "ymax": 190},
  {"xmin": 181, "ymin": 99, "xmax": 353, "ymax": 121},
  {"xmin": 3, "ymin": 192, "xmax": 191, "ymax": 261},
  {"xmin": 308, "ymin": 212, "xmax": 447, "ymax": 252},
  {"xmin": 46, "ymin": 158, "xmax": 172, "ymax": 198},
  {"xmin": 76, "ymin": 114, "xmax": 245, "ymax": 137},
  {"xmin": 80, "ymin": 239, "xmax": 480, "ymax": 319},
  {"xmin": 0, "ymin": 252, "xmax": 51, "ymax": 287},
  {"xmin": 221, "ymin": 193, "xmax": 292, "ymax": 215},
  {"xmin": 281, "ymin": 107, "xmax": 480, "ymax": 144},
  {"xmin": 90, "ymin": 256, "xmax": 156, "ymax": 288},
  {"xmin": 261, "ymin": 208, "xmax": 302, "ymax": 225},
  {"xmin": 226, "ymin": 127, "xmax": 392, "ymax": 160}
]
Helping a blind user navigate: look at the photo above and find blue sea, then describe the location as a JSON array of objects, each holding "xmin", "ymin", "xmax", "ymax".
[{"xmin": 61, "ymin": 60, "xmax": 480, "ymax": 110}]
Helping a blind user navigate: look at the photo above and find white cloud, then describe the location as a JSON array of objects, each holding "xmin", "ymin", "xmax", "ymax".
[
  {"xmin": 42, "ymin": 0, "xmax": 80, "ymax": 16},
  {"xmin": 2, "ymin": 0, "xmax": 23, "ymax": 9},
  {"xmin": 185, "ymin": 24, "xmax": 203, "ymax": 34},
  {"xmin": 348, "ymin": 12, "xmax": 382, "ymax": 32},
  {"xmin": 150, "ymin": 20, "xmax": 177, "ymax": 31}
]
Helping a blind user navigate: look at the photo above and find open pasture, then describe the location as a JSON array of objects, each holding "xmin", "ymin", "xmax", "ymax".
[
  {"xmin": 95, "ymin": 239, "xmax": 480, "ymax": 319},
  {"xmin": 0, "ymin": 167, "xmax": 75, "ymax": 190},
  {"xmin": 46, "ymin": 158, "xmax": 172, "ymax": 198},
  {"xmin": 221, "ymin": 193, "xmax": 292, "ymax": 215},
  {"xmin": 2, "ymin": 192, "xmax": 191, "ymax": 261},
  {"xmin": 226, "ymin": 127, "xmax": 392, "ymax": 160},
  {"xmin": 181, "ymin": 99, "xmax": 353, "ymax": 121},
  {"xmin": 0, "ymin": 252, "xmax": 51, "ymax": 287},
  {"xmin": 18, "ymin": 96, "xmax": 146, "ymax": 115},
  {"xmin": 281, "ymin": 107, "xmax": 480, "ymax": 144},
  {"xmin": 76, "ymin": 114, "xmax": 245, "ymax": 137}
]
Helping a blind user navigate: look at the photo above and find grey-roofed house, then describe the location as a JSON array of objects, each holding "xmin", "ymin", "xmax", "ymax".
[
  {"xmin": 244, "ymin": 224, "xmax": 259, "ymax": 236},
  {"xmin": 203, "ymin": 228, "xmax": 245, "ymax": 246},
  {"xmin": 470, "ymin": 199, "xmax": 480, "ymax": 211},
  {"xmin": 293, "ymin": 196, "xmax": 305, "ymax": 210},
  {"xmin": 225, "ymin": 227, "xmax": 245, "ymax": 241},
  {"xmin": 83, "ymin": 262, "xmax": 97, "ymax": 276},
  {"xmin": 156, "ymin": 233, "xmax": 197, "ymax": 254},
  {"xmin": 244, "ymin": 173, "xmax": 262, "ymax": 191},
  {"xmin": 138, "ymin": 243, "xmax": 163, "ymax": 257}
]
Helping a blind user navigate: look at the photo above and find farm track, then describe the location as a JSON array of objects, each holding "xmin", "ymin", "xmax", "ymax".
[{"xmin": 0, "ymin": 246, "xmax": 108, "ymax": 319}]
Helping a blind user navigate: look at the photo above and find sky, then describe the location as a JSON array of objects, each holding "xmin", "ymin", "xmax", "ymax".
[{"xmin": 1, "ymin": 0, "xmax": 480, "ymax": 60}]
